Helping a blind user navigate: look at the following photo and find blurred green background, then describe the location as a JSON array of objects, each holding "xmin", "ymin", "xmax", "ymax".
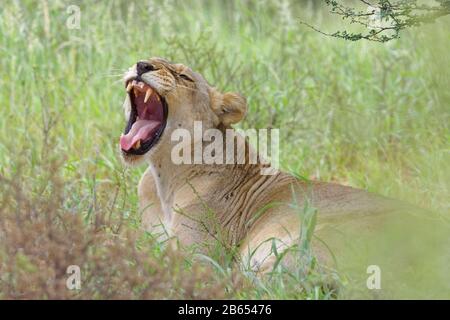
[{"xmin": 0, "ymin": 0, "xmax": 449, "ymax": 299}]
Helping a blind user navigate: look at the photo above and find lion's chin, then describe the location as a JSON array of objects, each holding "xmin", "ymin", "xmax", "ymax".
[{"xmin": 120, "ymin": 150, "xmax": 149, "ymax": 167}]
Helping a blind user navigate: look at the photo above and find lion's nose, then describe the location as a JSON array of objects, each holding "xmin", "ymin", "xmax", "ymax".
[{"xmin": 136, "ymin": 61, "xmax": 155, "ymax": 76}]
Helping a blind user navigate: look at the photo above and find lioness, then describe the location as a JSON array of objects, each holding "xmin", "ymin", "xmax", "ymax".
[{"xmin": 119, "ymin": 58, "xmax": 448, "ymax": 296}]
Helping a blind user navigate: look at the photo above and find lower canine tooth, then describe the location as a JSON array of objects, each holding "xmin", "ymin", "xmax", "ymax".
[
  {"xmin": 134, "ymin": 140, "xmax": 141, "ymax": 149},
  {"xmin": 144, "ymin": 89, "xmax": 152, "ymax": 103}
]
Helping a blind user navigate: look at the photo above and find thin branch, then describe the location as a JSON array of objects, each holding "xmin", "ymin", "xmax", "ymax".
[{"xmin": 300, "ymin": 0, "xmax": 450, "ymax": 42}]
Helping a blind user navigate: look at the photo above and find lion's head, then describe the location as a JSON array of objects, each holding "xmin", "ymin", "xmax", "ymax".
[{"xmin": 120, "ymin": 57, "xmax": 247, "ymax": 165}]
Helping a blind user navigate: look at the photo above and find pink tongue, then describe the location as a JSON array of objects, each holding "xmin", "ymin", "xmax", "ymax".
[{"xmin": 120, "ymin": 120, "xmax": 161, "ymax": 151}]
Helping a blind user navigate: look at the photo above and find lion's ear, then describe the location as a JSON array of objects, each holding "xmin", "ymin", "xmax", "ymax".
[{"xmin": 210, "ymin": 89, "xmax": 247, "ymax": 126}]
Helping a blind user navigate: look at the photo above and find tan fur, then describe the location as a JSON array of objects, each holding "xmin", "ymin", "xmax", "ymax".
[{"xmin": 121, "ymin": 58, "xmax": 412, "ymax": 274}]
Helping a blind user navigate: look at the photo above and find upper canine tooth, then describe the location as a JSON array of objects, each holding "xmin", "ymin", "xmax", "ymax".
[
  {"xmin": 138, "ymin": 82, "xmax": 145, "ymax": 89},
  {"xmin": 144, "ymin": 88, "xmax": 152, "ymax": 103},
  {"xmin": 126, "ymin": 82, "xmax": 133, "ymax": 92}
]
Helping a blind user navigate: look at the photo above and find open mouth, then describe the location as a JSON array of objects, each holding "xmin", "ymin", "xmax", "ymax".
[{"xmin": 120, "ymin": 79, "xmax": 168, "ymax": 155}]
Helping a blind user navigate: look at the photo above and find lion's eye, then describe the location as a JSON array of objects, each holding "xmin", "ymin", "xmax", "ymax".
[{"xmin": 179, "ymin": 73, "xmax": 193, "ymax": 82}]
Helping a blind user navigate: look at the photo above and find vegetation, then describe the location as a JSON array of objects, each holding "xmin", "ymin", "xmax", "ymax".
[
  {"xmin": 0, "ymin": 0, "xmax": 449, "ymax": 299},
  {"xmin": 302, "ymin": 0, "xmax": 450, "ymax": 42}
]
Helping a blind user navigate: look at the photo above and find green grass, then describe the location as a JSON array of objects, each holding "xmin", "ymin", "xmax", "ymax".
[{"xmin": 0, "ymin": 0, "xmax": 449, "ymax": 299}]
